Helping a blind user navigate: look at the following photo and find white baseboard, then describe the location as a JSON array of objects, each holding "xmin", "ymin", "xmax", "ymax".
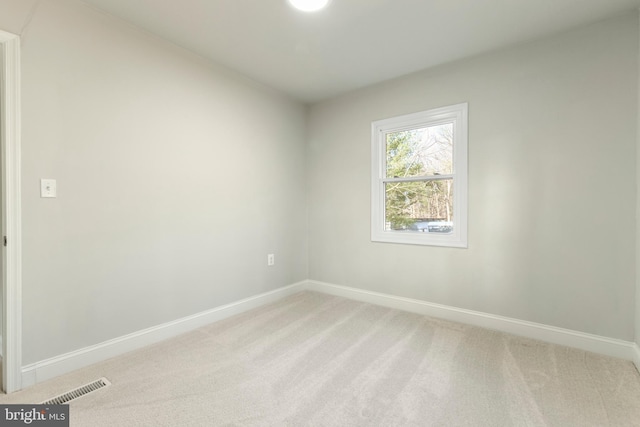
[
  {"xmin": 19, "ymin": 279, "xmax": 640, "ymax": 389},
  {"xmin": 305, "ymin": 280, "xmax": 639, "ymax": 362},
  {"xmin": 21, "ymin": 281, "xmax": 306, "ymax": 388}
]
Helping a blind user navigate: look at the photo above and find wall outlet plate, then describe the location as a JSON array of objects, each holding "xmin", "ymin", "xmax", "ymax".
[{"xmin": 41, "ymin": 179, "xmax": 57, "ymax": 198}]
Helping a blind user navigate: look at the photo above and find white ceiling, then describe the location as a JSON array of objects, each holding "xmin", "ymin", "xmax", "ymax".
[{"xmin": 81, "ymin": 0, "xmax": 640, "ymax": 103}]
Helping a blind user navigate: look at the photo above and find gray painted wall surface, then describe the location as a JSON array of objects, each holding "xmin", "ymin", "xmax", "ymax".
[
  {"xmin": 1, "ymin": 0, "xmax": 308, "ymax": 364},
  {"xmin": 0, "ymin": 0, "xmax": 639, "ymax": 365},
  {"xmin": 307, "ymin": 14, "xmax": 639, "ymax": 341},
  {"xmin": 637, "ymin": 9, "xmax": 640, "ymax": 350}
]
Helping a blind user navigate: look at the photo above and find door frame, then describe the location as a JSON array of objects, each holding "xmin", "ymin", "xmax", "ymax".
[{"xmin": 0, "ymin": 29, "xmax": 22, "ymax": 394}]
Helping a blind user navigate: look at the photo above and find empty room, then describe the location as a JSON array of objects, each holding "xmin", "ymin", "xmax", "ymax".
[{"xmin": 1, "ymin": 0, "xmax": 640, "ymax": 425}]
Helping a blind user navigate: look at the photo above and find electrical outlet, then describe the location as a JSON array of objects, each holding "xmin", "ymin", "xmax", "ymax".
[{"xmin": 267, "ymin": 254, "xmax": 275, "ymax": 266}]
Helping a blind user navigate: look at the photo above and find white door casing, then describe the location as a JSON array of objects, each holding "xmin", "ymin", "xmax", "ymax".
[{"xmin": 0, "ymin": 29, "xmax": 22, "ymax": 394}]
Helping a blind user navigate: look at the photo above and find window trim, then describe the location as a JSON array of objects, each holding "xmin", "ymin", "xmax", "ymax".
[{"xmin": 371, "ymin": 103, "xmax": 468, "ymax": 248}]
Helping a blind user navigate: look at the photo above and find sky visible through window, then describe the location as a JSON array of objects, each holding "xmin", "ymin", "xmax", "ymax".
[{"xmin": 386, "ymin": 123, "xmax": 453, "ymax": 178}]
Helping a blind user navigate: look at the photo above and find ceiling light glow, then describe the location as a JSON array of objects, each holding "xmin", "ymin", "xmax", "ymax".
[{"xmin": 288, "ymin": 0, "xmax": 330, "ymax": 12}]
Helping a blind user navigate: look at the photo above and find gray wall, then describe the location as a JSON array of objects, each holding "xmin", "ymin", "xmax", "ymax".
[
  {"xmin": 637, "ymin": 9, "xmax": 640, "ymax": 351},
  {"xmin": 307, "ymin": 14, "xmax": 639, "ymax": 341},
  {"xmin": 1, "ymin": 0, "xmax": 639, "ymax": 366},
  {"xmin": 2, "ymin": 0, "xmax": 308, "ymax": 364}
]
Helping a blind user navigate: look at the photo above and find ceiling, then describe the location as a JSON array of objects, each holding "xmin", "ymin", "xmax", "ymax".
[{"xmin": 80, "ymin": 0, "xmax": 640, "ymax": 103}]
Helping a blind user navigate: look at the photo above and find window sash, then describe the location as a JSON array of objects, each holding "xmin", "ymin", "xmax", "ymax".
[
  {"xmin": 382, "ymin": 174, "xmax": 454, "ymax": 184},
  {"xmin": 371, "ymin": 103, "xmax": 468, "ymax": 248}
]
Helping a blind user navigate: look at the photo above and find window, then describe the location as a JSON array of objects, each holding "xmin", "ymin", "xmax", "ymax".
[{"xmin": 371, "ymin": 103, "xmax": 468, "ymax": 247}]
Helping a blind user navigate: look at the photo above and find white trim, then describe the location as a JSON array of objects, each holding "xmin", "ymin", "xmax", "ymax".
[
  {"xmin": 371, "ymin": 103, "xmax": 468, "ymax": 248},
  {"xmin": 18, "ymin": 280, "xmax": 639, "ymax": 388},
  {"xmin": 0, "ymin": 29, "xmax": 22, "ymax": 394},
  {"xmin": 305, "ymin": 280, "xmax": 639, "ymax": 362},
  {"xmin": 21, "ymin": 282, "xmax": 306, "ymax": 388}
]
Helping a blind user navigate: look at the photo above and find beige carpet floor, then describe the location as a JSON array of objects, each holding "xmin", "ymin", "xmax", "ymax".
[{"xmin": 2, "ymin": 291, "xmax": 640, "ymax": 426}]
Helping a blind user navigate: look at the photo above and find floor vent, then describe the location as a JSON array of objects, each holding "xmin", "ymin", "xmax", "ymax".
[{"xmin": 41, "ymin": 377, "xmax": 111, "ymax": 405}]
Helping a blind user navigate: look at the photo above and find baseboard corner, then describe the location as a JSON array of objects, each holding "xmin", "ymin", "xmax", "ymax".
[
  {"xmin": 306, "ymin": 279, "xmax": 637, "ymax": 362},
  {"xmin": 17, "ymin": 280, "xmax": 639, "ymax": 389}
]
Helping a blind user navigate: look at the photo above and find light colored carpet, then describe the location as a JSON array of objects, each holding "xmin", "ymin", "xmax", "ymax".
[{"xmin": 2, "ymin": 291, "xmax": 640, "ymax": 426}]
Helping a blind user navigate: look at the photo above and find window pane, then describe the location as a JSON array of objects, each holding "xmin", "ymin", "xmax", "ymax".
[
  {"xmin": 386, "ymin": 123, "xmax": 453, "ymax": 178},
  {"xmin": 385, "ymin": 179, "xmax": 454, "ymax": 233}
]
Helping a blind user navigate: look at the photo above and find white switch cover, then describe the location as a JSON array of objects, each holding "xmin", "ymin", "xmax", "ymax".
[{"xmin": 41, "ymin": 179, "xmax": 57, "ymax": 198}]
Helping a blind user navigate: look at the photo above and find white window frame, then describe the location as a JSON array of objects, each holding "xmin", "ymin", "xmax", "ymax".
[{"xmin": 371, "ymin": 103, "xmax": 468, "ymax": 248}]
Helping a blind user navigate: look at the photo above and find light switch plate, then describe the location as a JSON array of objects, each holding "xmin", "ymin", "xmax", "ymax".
[{"xmin": 41, "ymin": 179, "xmax": 57, "ymax": 198}]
